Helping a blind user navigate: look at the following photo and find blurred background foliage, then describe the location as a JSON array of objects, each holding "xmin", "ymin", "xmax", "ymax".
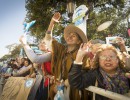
[
  {"xmin": 25, "ymin": 0, "xmax": 130, "ymax": 42},
  {"xmin": 1, "ymin": 0, "xmax": 130, "ymax": 60}
]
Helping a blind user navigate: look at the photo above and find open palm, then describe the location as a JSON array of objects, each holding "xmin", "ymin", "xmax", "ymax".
[
  {"xmin": 52, "ymin": 12, "xmax": 61, "ymax": 22},
  {"xmin": 77, "ymin": 43, "xmax": 90, "ymax": 58}
]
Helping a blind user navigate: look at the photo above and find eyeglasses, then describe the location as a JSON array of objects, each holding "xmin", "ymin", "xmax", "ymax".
[{"xmin": 99, "ymin": 55, "xmax": 117, "ymax": 60}]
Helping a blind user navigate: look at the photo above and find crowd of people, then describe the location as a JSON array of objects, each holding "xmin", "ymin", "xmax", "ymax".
[{"xmin": 0, "ymin": 12, "xmax": 130, "ymax": 100}]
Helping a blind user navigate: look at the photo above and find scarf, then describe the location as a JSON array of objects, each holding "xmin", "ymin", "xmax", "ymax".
[{"xmin": 99, "ymin": 67, "xmax": 129, "ymax": 94}]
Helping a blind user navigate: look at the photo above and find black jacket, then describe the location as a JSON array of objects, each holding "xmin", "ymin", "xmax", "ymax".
[{"xmin": 68, "ymin": 63, "xmax": 130, "ymax": 100}]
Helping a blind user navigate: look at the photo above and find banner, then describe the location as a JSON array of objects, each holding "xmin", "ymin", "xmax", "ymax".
[{"xmin": 72, "ymin": 5, "xmax": 88, "ymax": 36}]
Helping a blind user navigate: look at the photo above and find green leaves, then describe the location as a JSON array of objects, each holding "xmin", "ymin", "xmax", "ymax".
[{"xmin": 25, "ymin": 0, "xmax": 129, "ymax": 42}]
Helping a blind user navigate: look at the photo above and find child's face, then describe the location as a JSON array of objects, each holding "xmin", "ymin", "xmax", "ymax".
[{"xmin": 99, "ymin": 49, "xmax": 119, "ymax": 74}]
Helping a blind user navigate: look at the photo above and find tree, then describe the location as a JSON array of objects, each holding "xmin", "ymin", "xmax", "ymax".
[
  {"xmin": 10, "ymin": 45, "xmax": 22, "ymax": 58},
  {"xmin": 2, "ymin": 0, "xmax": 130, "ymax": 58},
  {"xmin": 6, "ymin": 43, "xmax": 18, "ymax": 54},
  {"xmin": 2, "ymin": 44, "xmax": 22, "ymax": 59},
  {"xmin": 25, "ymin": 0, "xmax": 130, "ymax": 41}
]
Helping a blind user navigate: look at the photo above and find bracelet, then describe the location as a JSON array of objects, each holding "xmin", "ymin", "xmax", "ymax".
[
  {"xmin": 46, "ymin": 31, "xmax": 51, "ymax": 34},
  {"xmin": 74, "ymin": 61, "xmax": 83, "ymax": 65}
]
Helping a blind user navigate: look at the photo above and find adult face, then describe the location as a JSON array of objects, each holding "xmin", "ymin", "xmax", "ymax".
[
  {"xmin": 99, "ymin": 49, "xmax": 119, "ymax": 74},
  {"xmin": 38, "ymin": 40, "xmax": 48, "ymax": 51},
  {"xmin": 64, "ymin": 32, "xmax": 82, "ymax": 45},
  {"xmin": 24, "ymin": 60, "xmax": 29, "ymax": 67}
]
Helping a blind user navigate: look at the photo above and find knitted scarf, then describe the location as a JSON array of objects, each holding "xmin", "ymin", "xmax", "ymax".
[{"xmin": 99, "ymin": 67, "xmax": 129, "ymax": 94}]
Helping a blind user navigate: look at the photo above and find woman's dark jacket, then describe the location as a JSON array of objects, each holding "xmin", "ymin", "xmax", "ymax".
[{"xmin": 68, "ymin": 63, "xmax": 130, "ymax": 100}]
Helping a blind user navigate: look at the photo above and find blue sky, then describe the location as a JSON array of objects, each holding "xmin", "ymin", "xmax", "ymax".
[{"xmin": 0, "ymin": 0, "xmax": 26, "ymax": 58}]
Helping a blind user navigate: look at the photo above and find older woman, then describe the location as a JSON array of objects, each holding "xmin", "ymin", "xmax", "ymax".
[{"xmin": 68, "ymin": 44, "xmax": 130, "ymax": 100}]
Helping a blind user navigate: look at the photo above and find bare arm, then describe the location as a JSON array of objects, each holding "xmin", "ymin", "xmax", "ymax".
[
  {"xmin": 44, "ymin": 12, "xmax": 61, "ymax": 51},
  {"xmin": 44, "ymin": 12, "xmax": 61, "ymax": 41}
]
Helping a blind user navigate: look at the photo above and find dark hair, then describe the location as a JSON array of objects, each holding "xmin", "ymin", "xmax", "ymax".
[
  {"xmin": 11, "ymin": 64, "xmax": 18, "ymax": 69},
  {"xmin": 20, "ymin": 58, "xmax": 27, "ymax": 67},
  {"xmin": 24, "ymin": 58, "xmax": 32, "ymax": 65}
]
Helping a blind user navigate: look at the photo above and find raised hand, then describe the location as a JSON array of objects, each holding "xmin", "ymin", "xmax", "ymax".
[
  {"xmin": 19, "ymin": 35, "xmax": 27, "ymax": 45},
  {"xmin": 52, "ymin": 12, "xmax": 61, "ymax": 23},
  {"xmin": 116, "ymin": 37, "xmax": 125, "ymax": 46},
  {"xmin": 116, "ymin": 37, "xmax": 127, "ymax": 52},
  {"xmin": 75, "ymin": 43, "xmax": 90, "ymax": 63}
]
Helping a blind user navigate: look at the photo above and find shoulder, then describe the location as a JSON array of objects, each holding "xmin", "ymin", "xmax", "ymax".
[{"xmin": 52, "ymin": 39, "xmax": 65, "ymax": 48}]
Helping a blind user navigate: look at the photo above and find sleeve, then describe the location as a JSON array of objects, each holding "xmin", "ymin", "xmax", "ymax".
[
  {"xmin": 68, "ymin": 63, "xmax": 96, "ymax": 90},
  {"xmin": 13, "ymin": 64, "xmax": 32, "ymax": 77},
  {"xmin": 23, "ymin": 44, "xmax": 51, "ymax": 64}
]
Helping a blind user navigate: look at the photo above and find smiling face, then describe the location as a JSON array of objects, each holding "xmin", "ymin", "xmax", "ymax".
[
  {"xmin": 38, "ymin": 39, "xmax": 48, "ymax": 52},
  {"xmin": 64, "ymin": 32, "xmax": 82, "ymax": 45},
  {"xmin": 99, "ymin": 49, "xmax": 119, "ymax": 74}
]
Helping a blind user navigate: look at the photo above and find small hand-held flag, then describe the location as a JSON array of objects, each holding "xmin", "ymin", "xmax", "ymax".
[{"xmin": 23, "ymin": 20, "xmax": 36, "ymax": 34}]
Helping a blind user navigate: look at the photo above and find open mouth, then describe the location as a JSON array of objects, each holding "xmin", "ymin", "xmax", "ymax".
[{"xmin": 105, "ymin": 63, "xmax": 112, "ymax": 67}]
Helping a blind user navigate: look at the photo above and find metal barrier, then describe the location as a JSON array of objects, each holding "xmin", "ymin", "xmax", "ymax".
[{"xmin": 86, "ymin": 86, "xmax": 130, "ymax": 100}]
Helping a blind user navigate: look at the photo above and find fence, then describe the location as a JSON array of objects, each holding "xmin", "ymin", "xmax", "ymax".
[{"xmin": 86, "ymin": 86, "xmax": 130, "ymax": 100}]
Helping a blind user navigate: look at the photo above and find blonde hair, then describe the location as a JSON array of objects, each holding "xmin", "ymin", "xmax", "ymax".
[{"xmin": 91, "ymin": 44, "xmax": 125, "ymax": 69}]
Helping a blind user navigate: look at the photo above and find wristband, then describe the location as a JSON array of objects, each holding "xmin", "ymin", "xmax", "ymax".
[
  {"xmin": 74, "ymin": 61, "xmax": 83, "ymax": 65},
  {"xmin": 46, "ymin": 31, "xmax": 51, "ymax": 34}
]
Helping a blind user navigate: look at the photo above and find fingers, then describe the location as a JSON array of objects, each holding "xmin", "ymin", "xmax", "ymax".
[
  {"xmin": 80, "ymin": 43, "xmax": 89, "ymax": 49},
  {"xmin": 19, "ymin": 36, "xmax": 23, "ymax": 42},
  {"xmin": 19, "ymin": 35, "xmax": 27, "ymax": 45},
  {"xmin": 116, "ymin": 37, "xmax": 125, "ymax": 43},
  {"xmin": 52, "ymin": 18, "xmax": 59, "ymax": 23},
  {"xmin": 80, "ymin": 43, "xmax": 84, "ymax": 48},
  {"xmin": 52, "ymin": 12, "xmax": 61, "ymax": 22},
  {"xmin": 123, "ymin": 52, "xmax": 130, "ymax": 58},
  {"xmin": 54, "ymin": 12, "xmax": 61, "ymax": 17}
]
